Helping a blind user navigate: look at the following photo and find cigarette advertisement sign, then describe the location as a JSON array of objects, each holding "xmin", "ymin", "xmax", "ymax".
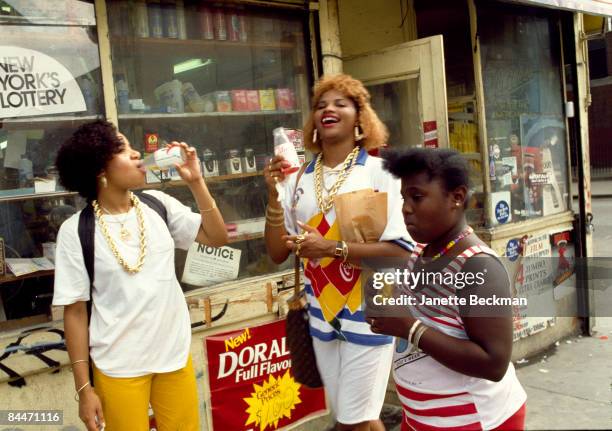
[
  {"xmin": 205, "ymin": 320, "xmax": 326, "ymax": 430},
  {"xmin": 0, "ymin": 46, "xmax": 86, "ymax": 118}
]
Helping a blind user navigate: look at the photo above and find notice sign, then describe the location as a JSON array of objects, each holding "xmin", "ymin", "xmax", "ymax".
[
  {"xmin": 206, "ymin": 320, "xmax": 327, "ymax": 431},
  {"xmin": 0, "ymin": 46, "xmax": 86, "ymax": 118},
  {"xmin": 181, "ymin": 243, "xmax": 241, "ymax": 286}
]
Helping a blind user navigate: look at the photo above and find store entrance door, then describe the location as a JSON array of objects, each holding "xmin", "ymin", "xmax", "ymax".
[{"xmin": 344, "ymin": 36, "xmax": 449, "ymax": 149}]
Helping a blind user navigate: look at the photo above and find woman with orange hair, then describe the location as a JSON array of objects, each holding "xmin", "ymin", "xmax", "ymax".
[{"xmin": 264, "ymin": 74, "xmax": 413, "ymax": 430}]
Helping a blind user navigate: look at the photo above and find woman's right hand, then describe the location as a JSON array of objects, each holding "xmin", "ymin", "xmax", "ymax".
[
  {"xmin": 263, "ymin": 156, "xmax": 291, "ymax": 195},
  {"xmin": 79, "ymin": 387, "xmax": 105, "ymax": 431}
]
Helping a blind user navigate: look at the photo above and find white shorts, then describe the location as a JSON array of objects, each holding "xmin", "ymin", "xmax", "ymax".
[{"xmin": 313, "ymin": 338, "xmax": 394, "ymax": 425}]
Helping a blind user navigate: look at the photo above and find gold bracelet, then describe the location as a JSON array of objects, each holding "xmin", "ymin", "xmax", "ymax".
[
  {"xmin": 266, "ymin": 205, "xmax": 284, "ymax": 215},
  {"xmin": 200, "ymin": 200, "xmax": 217, "ymax": 213},
  {"xmin": 71, "ymin": 359, "xmax": 89, "ymax": 366},
  {"xmin": 265, "ymin": 210, "xmax": 285, "ymax": 221},
  {"xmin": 266, "ymin": 219, "xmax": 286, "ymax": 227},
  {"xmin": 74, "ymin": 381, "xmax": 90, "ymax": 402}
]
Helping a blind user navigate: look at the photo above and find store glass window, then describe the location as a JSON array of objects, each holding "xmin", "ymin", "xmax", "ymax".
[
  {"xmin": 107, "ymin": 0, "xmax": 310, "ymax": 289},
  {"xmin": 478, "ymin": 3, "xmax": 570, "ymax": 227},
  {"xmin": 416, "ymin": 0, "xmax": 484, "ymax": 227},
  {"xmin": 0, "ymin": 0, "xmax": 101, "ymax": 323}
]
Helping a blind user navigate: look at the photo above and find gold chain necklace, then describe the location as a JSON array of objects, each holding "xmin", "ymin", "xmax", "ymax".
[
  {"xmin": 99, "ymin": 205, "xmax": 131, "ymax": 241},
  {"xmin": 314, "ymin": 146, "xmax": 361, "ymax": 213},
  {"xmin": 92, "ymin": 192, "xmax": 147, "ymax": 274}
]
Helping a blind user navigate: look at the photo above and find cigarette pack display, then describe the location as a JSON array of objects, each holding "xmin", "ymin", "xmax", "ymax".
[
  {"xmin": 230, "ymin": 90, "xmax": 249, "ymax": 111},
  {"xmin": 246, "ymin": 90, "xmax": 260, "ymax": 111},
  {"xmin": 215, "ymin": 91, "xmax": 232, "ymax": 112},
  {"xmin": 259, "ymin": 89, "xmax": 276, "ymax": 111}
]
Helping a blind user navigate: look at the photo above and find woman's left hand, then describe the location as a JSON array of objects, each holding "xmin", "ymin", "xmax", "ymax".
[
  {"xmin": 282, "ymin": 221, "xmax": 336, "ymax": 259},
  {"xmin": 170, "ymin": 141, "xmax": 203, "ymax": 184},
  {"xmin": 365, "ymin": 316, "xmax": 414, "ymax": 338}
]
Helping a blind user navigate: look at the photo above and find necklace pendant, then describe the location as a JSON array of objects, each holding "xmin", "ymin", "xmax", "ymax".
[{"xmin": 120, "ymin": 227, "xmax": 131, "ymax": 241}]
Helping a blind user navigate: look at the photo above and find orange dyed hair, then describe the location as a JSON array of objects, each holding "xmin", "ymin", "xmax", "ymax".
[{"xmin": 303, "ymin": 74, "xmax": 389, "ymax": 153}]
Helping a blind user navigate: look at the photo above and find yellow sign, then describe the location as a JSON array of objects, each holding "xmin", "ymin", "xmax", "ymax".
[{"xmin": 243, "ymin": 371, "xmax": 302, "ymax": 431}]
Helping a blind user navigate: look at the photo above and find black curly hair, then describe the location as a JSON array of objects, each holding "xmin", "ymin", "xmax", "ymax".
[
  {"xmin": 382, "ymin": 147, "xmax": 470, "ymax": 195},
  {"xmin": 55, "ymin": 120, "xmax": 124, "ymax": 201}
]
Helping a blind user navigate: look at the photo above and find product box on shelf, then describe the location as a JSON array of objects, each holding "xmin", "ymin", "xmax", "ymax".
[
  {"xmin": 183, "ymin": 83, "xmax": 204, "ymax": 112},
  {"xmin": 225, "ymin": 149, "xmax": 242, "ymax": 174},
  {"xmin": 144, "ymin": 133, "xmax": 159, "ymax": 153},
  {"xmin": 215, "ymin": 91, "xmax": 232, "ymax": 112},
  {"xmin": 199, "ymin": 6, "xmax": 214, "ymax": 40},
  {"xmin": 246, "ymin": 90, "xmax": 260, "ymax": 111},
  {"xmin": 202, "ymin": 149, "xmax": 219, "ymax": 177},
  {"xmin": 259, "ymin": 89, "xmax": 276, "ymax": 111},
  {"xmin": 275, "ymin": 88, "xmax": 295, "ymax": 110},
  {"xmin": 155, "ymin": 80, "xmax": 184, "ymax": 113},
  {"xmin": 242, "ymin": 148, "xmax": 257, "ymax": 173},
  {"xmin": 230, "ymin": 90, "xmax": 249, "ymax": 112}
]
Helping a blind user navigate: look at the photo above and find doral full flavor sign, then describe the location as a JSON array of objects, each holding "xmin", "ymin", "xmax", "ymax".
[
  {"xmin": 0, "ymin": 46, "xmax": 86, "ymax": 118},
  {"xmin": 206, "ymin": 320, "xmax": 326, "ymax": 431}
]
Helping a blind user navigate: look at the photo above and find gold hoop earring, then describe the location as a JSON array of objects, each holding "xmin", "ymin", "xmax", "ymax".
[
  {"xmin": 354, "ymin": 125, "xmax": 364, "ymax": 141},
  {"xmin": 312, "ymin": 129, "xmax": 318, "ymax": 144},
  {"xmin": 100, "ymin": 176, "xmax": 108, "ymax": 188}
]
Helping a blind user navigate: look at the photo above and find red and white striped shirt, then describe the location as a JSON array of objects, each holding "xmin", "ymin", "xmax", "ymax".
[{"xmin": 393, "ymin": 243, "xmax": 526, "ymax": 430}]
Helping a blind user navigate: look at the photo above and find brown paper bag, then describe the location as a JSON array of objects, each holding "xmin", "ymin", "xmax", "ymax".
[{"xmin": 333, "ymin": 188, "xmax": 387, "ymax": 243}]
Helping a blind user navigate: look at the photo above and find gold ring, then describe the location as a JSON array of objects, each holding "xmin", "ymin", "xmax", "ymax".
[{"xmin": 296, "ymin": 234, "xmax": 305, "ymax": 243}]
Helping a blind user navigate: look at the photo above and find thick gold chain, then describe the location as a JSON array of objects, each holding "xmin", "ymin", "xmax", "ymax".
[
  {"xmin": 314, "ymin": 146, "xmax": 361, "ymax": 213},
  {"xmin": 92, "ymin": 192, "xmax": 147, "ymax": 274}
]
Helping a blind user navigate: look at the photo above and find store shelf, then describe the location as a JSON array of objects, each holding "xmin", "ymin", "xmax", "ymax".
[
  {"xmin": 0, "ymin": 270, "xmax": 54, "ymax": 285},
  {"xmin": 0, "ymin": 190, "xmax": 78, "ymax": 204},
  {"xmin": 1, "ymin": 115, "xmax": 101, "ymax": 125},
  {"xmin": 112, "ymin": 36, "xmax": 295, "ymax": 51},
  {"xmin": 139, "ymin": 171, "xmax": 263, "ymax": 190},
  {"xmin": 119, "ymin": 110, "xmax": 301, "ymax": 120},
  {"xmin": 228, "ymin": 231, "xmax": 264, "ymax": 244}
]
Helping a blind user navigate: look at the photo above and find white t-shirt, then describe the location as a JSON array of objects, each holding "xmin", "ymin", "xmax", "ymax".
[{"xmin": 52, "ymin": 190, "xmax": 201, "ymax": 377}]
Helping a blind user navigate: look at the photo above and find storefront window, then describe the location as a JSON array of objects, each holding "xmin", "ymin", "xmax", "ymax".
[
  {"xmin": 478, "ymin": 3, "xmax": 570, "ymax": 227},
  {"xmin": 0, "ymin": 0, "xmax": 101, "ymax": 324},
  {"xmin": 107, "ymin": 0, "xmax": 310, "ymax": 289},
  {"xmin": 416, "ymin": 0, "xmax": 484, "ymax": 226}
]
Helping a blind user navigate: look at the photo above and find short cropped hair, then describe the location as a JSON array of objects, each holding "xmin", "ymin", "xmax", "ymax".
[
  {"xmin": 382, "ymin": 147, "xmax": 470, "ymax": 194},
  {"xmin": 56, "ymin": 120, "xmax": 124, "ymax": 201},
  {"xmin": 303, "ymin": 74, "xmax": 388, "ymax": 153}
]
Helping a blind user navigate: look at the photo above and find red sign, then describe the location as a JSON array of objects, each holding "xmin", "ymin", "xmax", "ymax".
[
  {"xmin": 423, "ymin": 121, "xmax": 438, "ymax": 148},
  {"xmin": 205, "ymin": 320, "xmax": 327, "ymax": 430}
]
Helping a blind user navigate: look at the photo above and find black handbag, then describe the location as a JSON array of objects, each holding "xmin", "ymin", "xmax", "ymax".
[
  {"xmin": 285, "ymin": 254, "xmax": 323, "ymax": 388},
  {"xmin": 284, "ymin": 162, "xmax": 323, "ymax": 388}
]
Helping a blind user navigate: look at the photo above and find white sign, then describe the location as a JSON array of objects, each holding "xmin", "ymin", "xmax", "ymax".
[
  {"xmin": 0, "ymin": 46, "xmax": 86, "ymax": 118},
  {"xmin": 182, "ymin": 243, "xmax": 241, "ymax": 286},
  {"xmin": 512, "ymin": 234, "xmax": 555, "ymax": 341}
]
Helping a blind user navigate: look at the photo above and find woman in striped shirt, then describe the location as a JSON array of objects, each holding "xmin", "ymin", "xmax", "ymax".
[{"xmin": 366, "ymin": 148, "xmax": 526, "ymax": 431}]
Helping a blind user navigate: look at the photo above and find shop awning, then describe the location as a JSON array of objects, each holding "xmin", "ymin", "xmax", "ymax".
[{"xmin": 505, "ymin": 0, "xmax": 612, "ymax": 17}]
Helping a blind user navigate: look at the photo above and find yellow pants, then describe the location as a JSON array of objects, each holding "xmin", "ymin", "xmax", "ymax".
[{"xmin": 93, "ymin": 356, "xmax": 200, "ymax": 431}]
